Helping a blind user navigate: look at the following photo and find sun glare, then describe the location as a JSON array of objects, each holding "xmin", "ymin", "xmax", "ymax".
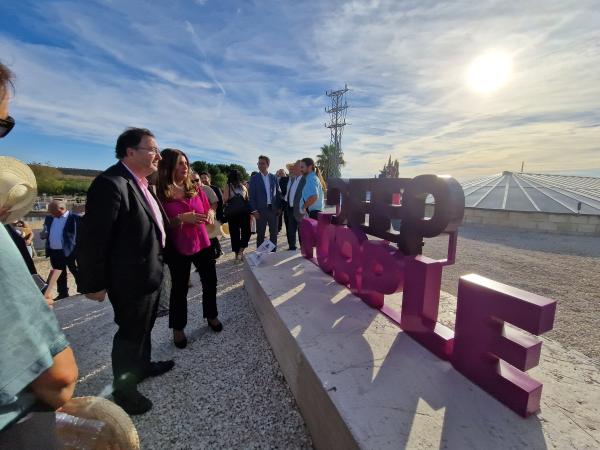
[{"xmin": 467, "ymin": 51, "xmax": 512, "ymax": 94}]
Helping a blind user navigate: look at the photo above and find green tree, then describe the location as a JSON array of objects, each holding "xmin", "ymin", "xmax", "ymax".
[{"xmin": 316, "ymin": 144, "xmax": 345, "ymax": 179}]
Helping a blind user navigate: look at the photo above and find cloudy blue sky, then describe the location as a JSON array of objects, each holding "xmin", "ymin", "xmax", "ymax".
[{"xmin": 1, "ymin": 0, "xmax": 599, "ymax": 180}]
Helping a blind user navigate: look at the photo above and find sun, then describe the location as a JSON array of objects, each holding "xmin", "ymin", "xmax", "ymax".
[{"xmin": 467, "ymin": 51, "xmax": 512, "ymax": 94}]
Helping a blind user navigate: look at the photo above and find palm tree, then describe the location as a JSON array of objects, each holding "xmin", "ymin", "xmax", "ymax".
[{"xmin": 316, "ymin": 144, "xmax": 345, "ymax": 179}]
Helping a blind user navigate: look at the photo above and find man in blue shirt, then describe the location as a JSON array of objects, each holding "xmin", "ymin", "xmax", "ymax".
[
  {"xmin": 0, "ymin": 61, "xmax": 78, "ymax": 446},
  {"xmin": 41, "ymin": 199, "xmax": 81, "ymax": 300},
  {"xmin": 299, "ymin": 157, "xmax": 325, "ymax": 220}
]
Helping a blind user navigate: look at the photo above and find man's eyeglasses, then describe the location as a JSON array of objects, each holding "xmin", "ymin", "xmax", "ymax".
[
  {"xmin": 136, "ymin": 146, "xmax": 160, "ymax": 155},
  {"xmin": 0, "ymin": 116, "xmax": 15, "ymax": 138}
]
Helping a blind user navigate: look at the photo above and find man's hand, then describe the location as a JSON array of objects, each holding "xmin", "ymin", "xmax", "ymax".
[{"xmin": 86, "ymin": 290, "xmax": 106, "ymax": 302}]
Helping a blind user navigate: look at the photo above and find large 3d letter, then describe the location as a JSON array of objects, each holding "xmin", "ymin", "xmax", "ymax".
[
  {"xmin": 332, "ymin": 227, "xmax": 367, "ymax": 294},
  {"xmin": 300, "ymin": 218, "xmax": 318, "ymax": 259},
  {"xmin": 360, "ymin": 241, "xmax": 406, "ymax": 309},
  {"xmin": 316, "ymin": 213, "xmax": 337, "ymax": 274},
  {"xmin": 452, "ymin": 274, "xmax": 556, "ymax": 417},
  {"xmin": 399, "ymin": 256, "xmax": 455, "ymax": 359}
]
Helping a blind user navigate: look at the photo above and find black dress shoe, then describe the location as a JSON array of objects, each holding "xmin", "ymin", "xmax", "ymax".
[
  {"xmin": 142, "ymin": 360, "xmax": 175, "ymax": 380},
  {"xmin": 207, "ymin": 318, "xmax": 223, "ymax": 332},
  {"xmin": 288, "ymin": 247, "xmax": 297, "ymax": 251},
  {"xmin": 54, "ymin": 294, "xmax": 69, "ymax": 301},
  {"xmin": 113, "ymin": 389, "xmax": 153, "ymax": 415}
]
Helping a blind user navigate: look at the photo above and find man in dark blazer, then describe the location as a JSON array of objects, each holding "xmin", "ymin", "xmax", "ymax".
[
  {"xmin": 77, "ymin": 127, "xmax": 174, "ymax": 415},
  {"xmin": 41, "ymin": 200, "xmax": 80, "ymax": 299},
  {"xmin": 249, "ymin": 155, "xmax": 282, "ymax": 249},
  {"xmin": 276, "ymin": 168, "xmax": 289, "ymax": 234}
]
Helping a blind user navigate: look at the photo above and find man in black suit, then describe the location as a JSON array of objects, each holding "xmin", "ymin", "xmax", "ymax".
[
  {"xmin": 77, "ymin": 127, "xmax": 174, "ymax": 415},
  {"xmin": 276, "ymin": 169, "xmax": 289, "ymax": 234}
]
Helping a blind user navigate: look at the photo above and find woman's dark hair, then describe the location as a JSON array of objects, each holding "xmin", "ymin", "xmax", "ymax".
[
  {"xmin": 115, "ymin": 127, "xmax": 154, "ymax": 159},
  {"xmin": 157, "ymin": 148, "xmax": 196, "ymax": 201},
  {"xmin": 228, "ymin": 169, "xmax": 241, "ymax": 186},
  {"xmin": 0, "ymin": 62, "xmax": 14, "ymax": 103}
]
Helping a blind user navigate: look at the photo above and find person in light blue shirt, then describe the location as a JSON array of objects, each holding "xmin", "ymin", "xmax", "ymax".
[
  {"xmin": 299, "ymin": 157, "xmax": 326, "ymax": 220},
  {"xmin": 0, "ymin": 61, "xmax": 78, "ymax": 447}
]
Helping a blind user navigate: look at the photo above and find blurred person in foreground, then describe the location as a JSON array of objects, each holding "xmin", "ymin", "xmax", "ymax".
[
  {"xmin": 157, "ymin": 149, "xmax": 222, "ymax": 350},
  {"xmin": 77, "ymin": 127, "xmax": 174, "ymax": 415},
  {"xmin": 223, "ymin": 169, "xmax": 251, "ymax": 261},
  {"xmin": 299, "ymin": 157, "xmax": 326, "ymax": 220},
  {"xmin": 40, "ymin": 199, "xmax": 81, "ymax": 300},
  {"xmin": 0, "ymin": 61, "xmax": 78, "ymax": 449}
]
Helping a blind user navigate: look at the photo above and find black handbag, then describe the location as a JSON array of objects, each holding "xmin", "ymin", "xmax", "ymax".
[{"xmin": 223, "ymin": 184, "xmax": 249, "ymax": 219}]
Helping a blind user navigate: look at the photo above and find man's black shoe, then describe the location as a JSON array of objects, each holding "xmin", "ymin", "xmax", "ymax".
[
  {"xmin": 113, "ymin": 389, "xmax": 153, "ymax": 415},
  {"xmin": 54, "ymin": 294, "xmax": 69, "ymax": 301},
  {"xmin": 288, "ymin": 247, "xmax": 297, "ymax": 251},
  {"xmin": 141, "ymin": 360, "xmax": 175, "ymax": 380}
]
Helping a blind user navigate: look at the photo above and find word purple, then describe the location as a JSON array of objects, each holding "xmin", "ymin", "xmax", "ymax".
[{"xmin": 300, "ymin": 176, "xmax": 556, "ymax": 417}]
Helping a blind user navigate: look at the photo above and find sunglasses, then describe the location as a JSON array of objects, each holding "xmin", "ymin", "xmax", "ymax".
[
  {"xmin": 191, "ymin": 179, "xmax": 200, "ymax": 184},
  {"xmin": 0, "ymin": 116, "xmax": 15, "ymax": 138}
]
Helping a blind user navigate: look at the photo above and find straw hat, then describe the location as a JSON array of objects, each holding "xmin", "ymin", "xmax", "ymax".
[
  {"xmin": 58, "ymin": 396, "xmax": 140, "ymax": 450},
  {"xmin": 0, "ymin": 156, "xmax": 37, "ymax": 223}
]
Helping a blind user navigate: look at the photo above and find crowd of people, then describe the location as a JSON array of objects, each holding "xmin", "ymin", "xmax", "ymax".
[{"xmin": 0, "ymin": 60, "xmax": 327, "ymax": 445}]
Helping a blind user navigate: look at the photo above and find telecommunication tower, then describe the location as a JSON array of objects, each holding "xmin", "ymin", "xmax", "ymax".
[{"xmin": 325, "ymin": 84, "xmax": 349, "ymax": 178}]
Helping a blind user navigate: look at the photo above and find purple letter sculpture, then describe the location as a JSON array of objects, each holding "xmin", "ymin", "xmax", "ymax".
[
  {"xmin": 452, "ymin": 274, "xmax": 557, "ymax": 416},
  {"xmin": 298, "ymin": 174, "xmax": 557, "ymax": 417}
]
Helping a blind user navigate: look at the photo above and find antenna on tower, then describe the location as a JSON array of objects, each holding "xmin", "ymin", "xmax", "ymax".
[{"xmin": 325, "ymin": 84, "xmax": 349, "ymax": 178}]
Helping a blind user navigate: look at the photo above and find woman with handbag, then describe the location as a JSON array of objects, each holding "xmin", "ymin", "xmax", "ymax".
[
  {"xmin": 157, "ymin": 149, "xmax": 222, "ymax": 350},
  {"xmin": 223, "ymin": 170, "xmax": 251, "ymax": 261}
]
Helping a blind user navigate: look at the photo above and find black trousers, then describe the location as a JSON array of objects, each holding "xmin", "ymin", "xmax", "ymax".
[
  {"xmin": 286, "ymin": 207, "xmax": 301, "ymax": 249},
  {"xmin": 48, "ymin": 249, "xmax": 79, "ymax": 297},
  {"xmin": 108, "ymin": 278, "xmax": 162, "ymax": 390},
  {"xmin": 167, "ymin": 247, "xmax": 218, "ymax": 331},
  {"xmin": 229, "ymin": 213, "xmax": 251, "ymax": 254},
  {"xmin": 256, "ymin": 207, "xmax": 279, "ymax": 248}
]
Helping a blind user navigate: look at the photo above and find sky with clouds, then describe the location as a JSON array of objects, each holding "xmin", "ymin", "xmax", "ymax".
[{"xmin": 0, "ymin": 0, "xmax": 599, "ymax": 181}]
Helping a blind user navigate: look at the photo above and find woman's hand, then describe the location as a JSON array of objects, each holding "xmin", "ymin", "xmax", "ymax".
[
  {"xmin": 195, "ymin": 210, "xmax": 215, "ymax": 225},
  {"xmin": 180, "ymin": 211, "xmax": 204, "ymax": 225}
]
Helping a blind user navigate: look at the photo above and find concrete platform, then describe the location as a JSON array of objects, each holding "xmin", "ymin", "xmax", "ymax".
[{"xmin": 244, "ymin": 251, "xmax": 600, "ymax": 449}]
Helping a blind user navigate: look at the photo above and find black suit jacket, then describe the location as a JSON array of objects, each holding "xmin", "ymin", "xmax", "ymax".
[{"xmin": 77, "ymin": 162, "xmax": 168, "ymax": 297}]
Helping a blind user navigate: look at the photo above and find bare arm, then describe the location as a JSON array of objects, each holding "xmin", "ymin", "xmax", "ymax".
[{"xmin": 29, "ymin": 347, "xmax": 78, "ymax": 410}]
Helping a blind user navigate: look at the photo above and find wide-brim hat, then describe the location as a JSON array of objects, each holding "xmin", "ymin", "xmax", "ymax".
[
  {"xmin": 58, "ymin": 396, "xmax": 140, "ymax": 449},
  {"xmin": 0, "ymin": 156, "xmax": 37, "ymax": 223}
]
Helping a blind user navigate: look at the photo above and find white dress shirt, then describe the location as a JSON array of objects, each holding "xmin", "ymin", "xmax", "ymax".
[
  {"xmin": 286, "ymin": 176, "xmax": 301, "ymax": 206},
  {"xmin": 261, "ymin": 172, "xmax": 272, "ymax": 205},
  {"xmin": 49, "ymin": 210, "xmax": 69, "ymax": 250}
]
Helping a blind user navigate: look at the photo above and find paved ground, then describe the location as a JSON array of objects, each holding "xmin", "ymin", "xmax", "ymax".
[{"xmin": 50, "ymin": 238, "xmax": 313, "ymax": 450}]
